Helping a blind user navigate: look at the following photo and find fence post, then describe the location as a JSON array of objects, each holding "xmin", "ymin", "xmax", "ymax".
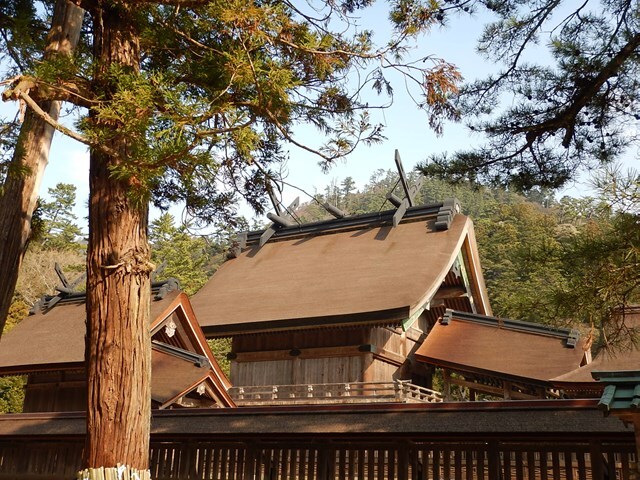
[
  {"xmin": 487, "ymin": 440, "xmax": 501, "ymax": 480},
  {"xmin": 243, "ymin": 442, "xmax": 256, "ymax": 480},
  {"xmin": 589, "ymin": 440, "xmax": 605, "ymax": 480},
  {"xmin": 318, "ymin": 445, "xmax": 334, "ymax": 479},
  {"xmin": 394, "ymin": 381, "xmax": 405, "ymax": 402}
]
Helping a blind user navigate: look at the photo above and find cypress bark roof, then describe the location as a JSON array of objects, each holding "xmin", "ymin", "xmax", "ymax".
[
  {"xmin": 414, "ymin": 310, "xmax": 587, "ymax": 384},
  {"xmin": 192, "ymin": 204, "xmax": 491, "ymax": 335},
  {"xmin": 0, "ymin": 287, "xmax": 234, "ymax": 408}
]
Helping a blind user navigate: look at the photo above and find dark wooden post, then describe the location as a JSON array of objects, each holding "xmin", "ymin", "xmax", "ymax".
[
  {"xmin": 487, "ymin": 441, "xmax": 501, "ymax": 480},
  {"xmin": 589, "ymin": 440, "xmax": 605, "ymax": 480}
]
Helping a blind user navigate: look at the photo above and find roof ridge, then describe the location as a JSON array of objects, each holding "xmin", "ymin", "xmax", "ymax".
[
  {"xmin": 240, "ymin": 201, "xmax": 461, "ymax": 248},
  {"xmin": 441, "ymin": 309, "xmax": 579, "ymax": 343},
  {"xmin": 30, "ymin": 278, "xmax": 181, "ymax": 315}
]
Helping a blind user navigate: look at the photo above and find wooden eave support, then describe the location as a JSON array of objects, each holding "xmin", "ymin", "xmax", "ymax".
[
  {"xmin": 432, "ymin": 285, "xmax": 468, "ymax": 301},
  {"xmin": 323, "ymin": 202, "xmax": 347, "ymax": 219}
]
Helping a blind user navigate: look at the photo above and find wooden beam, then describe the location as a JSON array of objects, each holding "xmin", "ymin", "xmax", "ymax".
[
  {"xmin": 266, "ymin": 181, "xmax": 283, "ymax": 216},
  {"xmin": 231, "ymin": 344, "xmax": 379, "ymax": 363},
  {"xmin": 373, "ymin": 348, "xmax": 405, "ymax": 366},
  {"xmin": 432, "ymin": 286, "xmax": 468, "ymax": 300},
  {"xmin": 259, "ymin": 197, "xmax": 300, "ymax": 246},
  {"xmin": 392, "ymin": 198, "xmax": 409, "ymax": 227},
  {"xmin": 394, "ymin": 150, "xmax": 413, "ymax": 207},
  {"xmin": 448, "ymin": 376, "xmax": 543, "ymax": 400}
]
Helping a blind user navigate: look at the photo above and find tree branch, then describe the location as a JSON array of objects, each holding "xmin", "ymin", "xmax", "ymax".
[
  {"xmin": 7, "ymin": 88, "xmax": 120, "ymax": 158},
  {"xmin": 513, "ymin": 31, "xmax": 640, "ymax": 146},
  {"xmin": 2, "ymin": 75, "xmax": 95, "ymax": 108}
]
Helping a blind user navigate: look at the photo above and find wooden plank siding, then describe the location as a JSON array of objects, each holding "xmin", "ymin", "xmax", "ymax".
[
  {"xmin": 229, "ymin": 326, "xmax": 419, "ymax": 389},
  {"xmin": 0, "ymin": 437, "xmax": 635, "ymax": 479}
]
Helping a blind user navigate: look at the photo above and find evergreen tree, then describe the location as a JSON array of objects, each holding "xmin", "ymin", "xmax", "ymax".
[
  {"xmin": 419, "ymin": 0, "xmax": 640, "ymax": 190},
  {"xmin": 551, "ymin": 168, "xmax": 640, "ymax": 350},
  {"xmin": 149, "ymin": 213, "xmax": 211, "ymax": 295},
  {"xmin": 37, "ymin": 183, "xmax": 83, "ymax": 251}
]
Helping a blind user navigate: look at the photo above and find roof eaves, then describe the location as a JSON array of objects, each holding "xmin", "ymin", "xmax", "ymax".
[
  {"xmin": 30, "ymin": 278, "xmax": 180, "ymax": 315},
  {"xmin": 151, "ymin": 340, "xmax": 210, "ymax": 368},
  {"xmin": 202, "ymin": 306, "xmax": 410, "ymax": 337},
  {"xmin": 592, "ymin": 370, "xmax": 640, "ymax": 414}
]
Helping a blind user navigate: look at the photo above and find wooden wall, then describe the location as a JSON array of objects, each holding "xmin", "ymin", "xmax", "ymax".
[
  {"xmin": 229, "ymin": 324, "xmax": 423, "ymax": 387},
  {"xmin": 232, "ymin": 356, "xmax": 365, "ymax": 386},
  {"xmin": 23, "ymin": 371, "xmax": 86, "ymax": 413}
]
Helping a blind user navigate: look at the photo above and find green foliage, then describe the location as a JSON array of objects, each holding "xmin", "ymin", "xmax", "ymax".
[
  {"xmin": 0, "ymin": 0, "xmax": 50, "ymax": 73},
  {"xmin": 419, "ymin": 0, "xmax": 640, "ymax": 190},
  {"xmin": 5, "ymin": 298, "xmax": 28, "ymax": 333},
  {"xmin": 0, "ymin": 298, "xmax": 32, "ymax": 414},
  {"xmin": 0, "ymin": 375, "xmax": 25, "ymax": 414},
  {"xmin": 149, "ymin": 213, "xmax": 218, "ymax": 295},
  {"xmin": 552, "ymin": 212, "xmax": 640, "ymax": 350},
  {"xmin": 474, "ymin": 202, "xmax": 566, "ymax": 324},
  {"xmin": 34, "ymin": 183, "xmax": 83, "ymax": 251},
  {"xmin": 5, "ymin": 0, "xmax": 461, "ymax": 228},
  {"xmin": 207, "ymin": 338, "xmax": 231, "ymax": 377}
]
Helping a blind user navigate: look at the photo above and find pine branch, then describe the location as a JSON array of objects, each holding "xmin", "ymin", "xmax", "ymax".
[{"xmin": 512, "ymin": 32, "xmax": 640, "ymax": 147}]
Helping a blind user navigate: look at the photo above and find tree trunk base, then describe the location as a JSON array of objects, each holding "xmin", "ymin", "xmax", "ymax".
[{"xmin": 76, "ymin": 466, "xmax": 151, "ymax": 480}]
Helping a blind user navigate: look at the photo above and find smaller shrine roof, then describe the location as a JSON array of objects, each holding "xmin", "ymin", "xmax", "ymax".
[
  {"xmin": 0, "ymin": 281, "xmax": 234, "ymax": 408},
  {"xmin": 414, "ymin": 310, "xmax": 587, "ymax": 385}
]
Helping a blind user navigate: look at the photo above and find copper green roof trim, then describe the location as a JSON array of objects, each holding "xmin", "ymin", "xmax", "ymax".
[{"xmin": 593, "ymin": 370, "xmax": 640, "ymax": 414}]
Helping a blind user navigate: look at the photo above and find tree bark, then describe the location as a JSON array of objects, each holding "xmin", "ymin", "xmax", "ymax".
[
  {"xmin": 0, "ymin": 0, "xmax": 84, "ymax": 338},
  {"xmin": 84, "ymin": 2, "xmax": 151, "ymax": 471}
]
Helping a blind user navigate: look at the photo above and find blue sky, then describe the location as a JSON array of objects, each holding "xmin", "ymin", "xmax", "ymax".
[{"xmin": 0, "ymin": 4, "xmax": 626, "ymax": 228}]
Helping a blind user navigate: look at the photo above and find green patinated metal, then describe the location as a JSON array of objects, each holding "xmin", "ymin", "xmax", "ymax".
[
  {"xmin": 593, "ymin": 370, "xmax": 640, "ymax": 414},
  {"xmin": 401, "ymin": 307, "xmax": 424, "ymax": 332}
]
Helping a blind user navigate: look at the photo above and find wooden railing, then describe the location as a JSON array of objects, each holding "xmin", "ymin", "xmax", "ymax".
[{"xmin": 228, "ymin": 380, "xmax": 443, "ymax": 406}]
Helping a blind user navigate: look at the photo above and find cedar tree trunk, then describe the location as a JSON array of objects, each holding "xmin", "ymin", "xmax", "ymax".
[
  {"xmin": 0, "ymin": 0, "xmax": 83, "ymax": 337},
  {"xmin": 84, "ymin": 2, "xmax": 151, "ymax": 471}
]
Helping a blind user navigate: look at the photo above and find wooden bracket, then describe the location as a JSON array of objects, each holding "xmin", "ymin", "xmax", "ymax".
[{"xmin": 323, "ymin": 202, "xmax": 347, "ymax": 219}]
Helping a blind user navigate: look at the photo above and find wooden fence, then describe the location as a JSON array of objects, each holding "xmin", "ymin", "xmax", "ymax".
[
  {"xmin": 0, "ymin": 437, "xmax": 636, "ymax": 479},
  {"xmin": 0, "ymin": 401, "xmax": 636, "ymax": 479}
]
